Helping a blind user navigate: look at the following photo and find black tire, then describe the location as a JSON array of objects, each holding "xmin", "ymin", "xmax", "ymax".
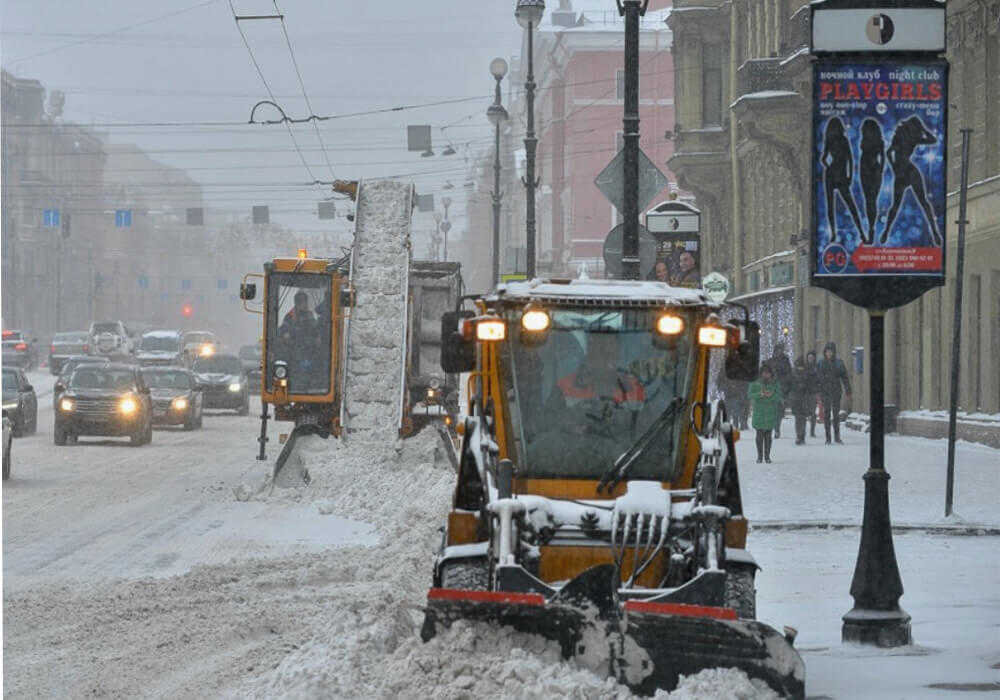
[
  {"xmin": 11, "ymin": 413, "xmax": 24, "ymax": 439},
  {"xmin": 3, "ymin": 439, "xmax": 11, "ymax": 480},
  {"xmin": 129, "ymin": 424, "xmax": 145, "ymax": 446},
  {"xmin": 26, "ymin": 409, "xmax": 37, "ymax": 436},
  {"xmin": 440, "ymin": 559, "xmax": 490, "ymax": 591},
  {"xmin": 144, "ymin": 420, "xmax": 154, "ymax": 444},
  {"xmin": 54, "ymin": 423, "xmax": 68, "ymax": 446},
  {"xmin": 237, "ymin": 396, "xmax": 249, "ymax": 416},
  {"xmin": 724, "ymin": 563, "xmax": 757, "ymax": 620},
  {"xmin": 183, "ymin": 413, "xmax": 196, "ymax": 431},
  {"xmin": 196, "ymin": 411, "xmax": 203, "ymax": 429}
]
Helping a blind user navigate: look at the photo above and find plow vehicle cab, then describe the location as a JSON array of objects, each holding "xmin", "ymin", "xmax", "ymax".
[
  {"xmin": 422, "ymin": 278, "xmax": 804, "ymax": 698},
  {"xmin": 240, "ymin": 253, "xmax": 351, "ymax": 466}
]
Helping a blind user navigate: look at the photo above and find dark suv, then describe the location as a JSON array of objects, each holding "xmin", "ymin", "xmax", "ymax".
[
  {"xmin": 191, "ymin": 354, "xmax": 250, "ymax": 415},
  {"xmin": 55, "ymin": 363, "xmax": 153, "ymax": 446},
  {"xmin": 49, "ymin": 331, "xmax": 91, "ymax": 374},
  {"xmin": 2, "ymin": 330, "xmax": 39, "ymax": 370},
  {"xmin": 2, "ymin": 367, "xmax": 37, "ymax": 437},
  {"xmin": 136, "ymin": 330, "xmax": 183, "ymax": 367}
]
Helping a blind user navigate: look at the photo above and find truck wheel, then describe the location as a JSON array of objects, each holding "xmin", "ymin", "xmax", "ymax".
[
  {"xmin": 440, "ymin": 559, "xmax": 490, "ymax": 591},
  {"xmin": 129, "ymin": 426, "xmax": 144, "ymax": 446},
  {"xmin": 54, "ymin": 424, "xmax": 68, "ymax": 446},
  {"xmin": 11, "ymin": 414, "xmax": 24, "ymax": 438},
  {"xmin": 144, "ymin": 421, "xmax": 154, "ymax": 444},
  {"xmin": 724, "ymin": 563, "xmax": 757, "ymax": 620}
]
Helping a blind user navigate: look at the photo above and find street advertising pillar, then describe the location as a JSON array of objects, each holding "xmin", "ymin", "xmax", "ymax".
[{"xmin": 810, "ymin": 0, "xmax": 947, "ymax": 648}]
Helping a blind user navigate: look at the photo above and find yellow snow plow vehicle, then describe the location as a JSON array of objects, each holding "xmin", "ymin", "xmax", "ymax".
[
  {"xmin": 239, "ymin": 251, "xmax": 352, "ymax": 468},
  {"xmin": 421, "ymin": 278, "xmax": 805, "ymax": 698}
]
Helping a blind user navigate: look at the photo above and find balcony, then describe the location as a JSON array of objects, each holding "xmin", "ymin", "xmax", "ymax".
[{"xmin": 737, "ymin": 58, "xmax": 795, "ymax": 96}]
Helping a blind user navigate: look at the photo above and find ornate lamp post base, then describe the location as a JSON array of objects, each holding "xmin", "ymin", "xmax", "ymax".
[{"xmin": 842, "ymin": 608, "xmax": 912, "ymax": 647}]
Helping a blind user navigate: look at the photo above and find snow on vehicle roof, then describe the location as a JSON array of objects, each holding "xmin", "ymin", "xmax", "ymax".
[
  {"xmin": 142, "ymin": 330, "xmax": 181, "ymax": 338},
  {"xmin": 494, "ymin": 278, "xmax": 715, "ymax": 307}
]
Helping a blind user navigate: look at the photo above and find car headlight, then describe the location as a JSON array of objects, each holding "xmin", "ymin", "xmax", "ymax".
[
  {"xmin": 172, "ymin": 397, "xmax": 189, "ymax": 410},
  {"xmin": 59, "ymin": 398, "xmax": 75, "ymax": 412},
  {"xmin": 273, "ymin": 363, "xmax": 288, "ymax": 380},
  {"xmin": 228, "ymin": 383, "xmax": 242, "ymax": 392},
  {"xmin": 119, "ymin": 397, "xmax": 138, "ymax": 415},
  {"xmin": 200, "ymin": 345, "xmax": 215, "ymax": 357}
]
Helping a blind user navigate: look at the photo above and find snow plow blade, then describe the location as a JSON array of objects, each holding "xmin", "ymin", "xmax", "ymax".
[
  {"xmin": 273, "ymin": 423, "xmax": 328, "ymax": 481},
  {"xmin": 421, "ymin": 582, "xmax": 804, "ymax": 698}
]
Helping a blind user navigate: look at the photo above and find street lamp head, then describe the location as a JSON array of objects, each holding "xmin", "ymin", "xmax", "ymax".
[
  {"xmin": 515, "ymin": 0, "xmax": 545, "ymax": 29},
  {"xmin": 487, "ymin": 103, "xmax": 509, "ymax": 126},
  {"xmin": 434, "ymin": 212, "xmax": 443, "ymax": 223},
  {"xmin": 490, "ymin": 57, "xmax": 509, "ymax": 79},
  {"xmin": 442, "ymin": 196, "xmax": 452, "ymax": 208}
]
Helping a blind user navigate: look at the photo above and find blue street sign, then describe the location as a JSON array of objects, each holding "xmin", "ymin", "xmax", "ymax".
[
  {"xmin": 115, "ymin": 209, "xmax": 132, "ymax": 228},
  {"xmin": 43, "ymin": 209, "xmax": 60, "ymax": 227}
]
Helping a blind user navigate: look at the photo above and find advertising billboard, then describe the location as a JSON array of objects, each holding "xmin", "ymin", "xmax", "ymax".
[{"xmin": 813, "ymin": 60, "xmax": 947, "ymax": 279}]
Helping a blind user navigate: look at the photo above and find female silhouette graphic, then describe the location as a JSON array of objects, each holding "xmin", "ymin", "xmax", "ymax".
[
  {"xmin": 881, "ymin": 116, "xmax": 943, "ymax": 247},
  {"xmin": 859, "ymin": 118, "xmax": 886, "ymax": 244},
  {"xmin": 821, "ymin": 117, "xmax": 865, "ymax": 244}
]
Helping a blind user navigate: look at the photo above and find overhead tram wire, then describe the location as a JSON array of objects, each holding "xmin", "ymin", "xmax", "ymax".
[
  {"xmin": 228, "ymin": 0, "xmax": 321, "ymax": 186},
  {"xmin": 272, "ymin": 0, "xmax": 337, "ymax": 181}
]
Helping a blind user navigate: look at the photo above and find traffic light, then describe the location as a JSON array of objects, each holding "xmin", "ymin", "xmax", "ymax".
[{"xmin": 181, "ymin": 303, "xmax": 193, "ymax": 318}]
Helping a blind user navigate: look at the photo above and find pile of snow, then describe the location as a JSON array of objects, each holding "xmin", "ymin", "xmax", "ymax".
[{"xmin": 234, "ymin": 431, "xmax": 781, "ymax": 698}]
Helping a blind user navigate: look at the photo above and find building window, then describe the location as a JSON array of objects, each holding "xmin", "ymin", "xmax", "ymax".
[
  {"xmin": 702, "ymin": 44, "xmax": 723, "ymax": 126},
  {"xmin": 748, "ymin": 270, "xmax": 760, "ymax": 292},
  {"xmin": 616, "ymin": 70, "xmax": 625, "ymax": 101},
  {"xmin": 771, "ymin": 261, "xmax": 794, "ymax": 286}
]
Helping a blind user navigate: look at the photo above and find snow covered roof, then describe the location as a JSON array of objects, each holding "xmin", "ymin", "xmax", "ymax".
[
  {"xmin": 494, "ymin": 278, "xmax": 715, "ymax": 307},
  {"xmin": 142, "ymin": 330, "xmax": 181, "ymax": 338}
]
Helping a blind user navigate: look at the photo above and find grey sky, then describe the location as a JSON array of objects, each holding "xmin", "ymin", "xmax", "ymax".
[{"xmin": 1, "ymin": 0, "xmax": 525, "ymax": 243}]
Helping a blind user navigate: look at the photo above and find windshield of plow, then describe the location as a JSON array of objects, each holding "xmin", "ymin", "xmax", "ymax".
[
  {"xmin": 503, "ymin": 306, "xmax": 695, "ymax": 481},
  {"xmin": 266, "ymin": 271, "xmax": 332, "ymax": 395}
]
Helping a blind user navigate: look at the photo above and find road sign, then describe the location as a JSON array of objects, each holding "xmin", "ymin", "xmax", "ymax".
[
  {"xmin": 252, "ymin": 205, "xmax": 269, "ymax": 224},
  {"xmin": 594, "ymin": 147, "xmax": 670, "ymax": 214},
  {"xmin": 811, "ymin": 2, "xmax": 945, "ymax": 53},
  {"xmin": 115, "ymin": 209, "xmax": 132, "ymax": 228},
  {"xmin": 43, "ymin": 209, "xmax": 60, "ymax": 227},
  {"xmin": 602, "ymin": 223, "xmax": 657, "ymax": 279},
  {"xmin": 407, "ymin": 125, "xmax": 432, "ymax": 152},
  {"xmin": 317, "ymin": 201, "xmax": 336, "ymax": 220}
]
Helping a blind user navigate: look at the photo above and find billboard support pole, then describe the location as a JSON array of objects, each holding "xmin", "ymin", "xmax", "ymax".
[
  {"xmin": 842, "ymin": 310, "xmax": 911, "ymax": 646},
  {"xmin": 945, "ymin": 128, "xmax": 972, "ymax": 517}
]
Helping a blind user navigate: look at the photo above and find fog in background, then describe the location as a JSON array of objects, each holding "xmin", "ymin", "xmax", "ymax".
[{"xmin": 2, "ymin": 0, "xmax": 522, "ymax": 344}]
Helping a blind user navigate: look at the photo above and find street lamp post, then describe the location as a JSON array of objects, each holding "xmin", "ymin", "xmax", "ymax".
[
  {"xmin": 433, "ymin": 211, "xmax": 443, "ymax": 261},
  {"xmin": 516, "ymin": 0, "xmax": 544, "ymax": 279},
  {"xmin": 619, "ymin": 0, "xmax": 649, "ymax": 281},
  {"xmin": 441, "ymin": 196, "xmax": 452, "ymax": 261},
  {"xmin": 488, "ymin": 58, "xmax": 509, "ymax": 287}
]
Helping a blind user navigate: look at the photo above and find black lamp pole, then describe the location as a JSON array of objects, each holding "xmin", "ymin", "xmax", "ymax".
[
  {"xmin": 619, "ymin": 0, "xmax": 648, "ymax": 281},
  {"xmin": 516, "ymin": 0, "xmax": 544, "ymax": 279},
  {"xmin": 488, "ymin": 58, "xmax": 509, "ymax": 288}
]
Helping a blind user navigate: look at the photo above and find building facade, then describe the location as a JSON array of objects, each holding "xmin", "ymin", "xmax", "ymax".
[{"xmin": 668, "ymin": 0, "xmax": 1000, "ymax": 414}]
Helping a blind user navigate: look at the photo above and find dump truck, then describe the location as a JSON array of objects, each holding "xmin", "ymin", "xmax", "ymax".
[
  {"xmin": 420, "ymin": 278, "xmax": 805, "ymax": 698},
  {"xmin": 404, "ymin": 261, "xmax": 463, "ymax": 434}
]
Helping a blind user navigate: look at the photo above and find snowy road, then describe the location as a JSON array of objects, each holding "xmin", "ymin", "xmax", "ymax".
[
  {"xmin": 3, "ymin": 388, "xmax": 998, "ymax": 698},
  {"xmin": 3, "ymin": 372, "xmax": 374, "ymax": 589}
]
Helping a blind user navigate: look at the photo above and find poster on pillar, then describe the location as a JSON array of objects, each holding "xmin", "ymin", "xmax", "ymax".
[{"xmin": 812, "ymin": 59, "xmax": 947, "ymax": 279}]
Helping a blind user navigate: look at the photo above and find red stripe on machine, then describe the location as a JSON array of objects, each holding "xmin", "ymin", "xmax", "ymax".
[
  {"xmin": 428, "ymin": 588, "xmax": 546, "ymax": 606},
  {"xmin": 624, "ymin": 600, "xmax": 738, "ymax": 620}
]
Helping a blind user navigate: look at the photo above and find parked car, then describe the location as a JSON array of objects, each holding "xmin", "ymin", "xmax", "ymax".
[
  {"xmin": 89, "ymin": 321, "xmax": 134, "ymax": 359},
  {"xmin": 135, "ymin": 330, "xmax": 184, "ymax": 367},
  {"xmin": 191, "ymin": 354, "xmax": 249, "ymax": 415},
  {"xmin": 54, "ymin": 363, "xmax": 153, "ymax": 446},
  {"xmin": 2, "ymin": 367, "xmax": 37, "ymax": 437},
  {"xmin": 2, "ymin": 330, "xmax": 39, "ymax": 370},
  {"xmin": 140, "ymin": 367, "xmax": 203, "ymax": 430},
  {"xmin": 181, "ymin": 331, "xmax": 219, "ymax": 366},
  {"xmin": 238, "ymin": 343, "xmax": 263, "ymax": 394},
  {"xmin": 2, "ymin": 412, "xmax": 12, "ymax": 480},
  {"xmin": 54, "ymin": 355, "xmax": 111, "ymax": 409},
  {"xmin": 49, "ymin": 331, "xmax": 91, "ymax": 374}
]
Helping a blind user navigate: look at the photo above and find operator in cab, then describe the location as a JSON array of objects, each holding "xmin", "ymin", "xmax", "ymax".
[{"xmin": 277, "ymin": 290, "xmax": 322, "ymax": 390}]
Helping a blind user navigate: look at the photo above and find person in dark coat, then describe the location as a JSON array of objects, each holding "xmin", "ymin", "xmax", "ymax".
[
  {"xmin": 817, "ymin": 342, "xmax": 852, "ymax": 444},
  {"xmin": 719, "ymin": 374, "xmax": 749, "ymax": 431},
  {"xmin": 767, "ymin": 341, "xmax": 793, "ymax": 438},
  {"xmin": 748, "ymin": 365, "xmax": 783, "ymax": 463},
  {"xmin": 788, "ymin": 357, "xmax": 818, "ymax": 445},
  {"xmin": 804, "ymin": 350, "xmax": 820, "ymax": 437}
]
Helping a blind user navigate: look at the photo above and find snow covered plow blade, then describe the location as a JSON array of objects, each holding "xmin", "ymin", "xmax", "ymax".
[{"xmin": 421, "ymin": 567, "xmax": 805, "ymax": 698}]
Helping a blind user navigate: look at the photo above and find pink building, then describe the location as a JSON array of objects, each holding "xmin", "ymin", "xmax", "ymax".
[{"xmin": 527, "ymin": 0, "xmax": 676, "ymax": 274}]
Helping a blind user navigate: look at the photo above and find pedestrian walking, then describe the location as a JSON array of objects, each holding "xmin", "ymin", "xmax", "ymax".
[
  {"xmin": 817, "ymin": 342, "xmax": 852, "ymax": 444},
  {"xmin": 788, "ymin": 357, "xmax": 818, "ymax": 444},
  {"xmin": 767, "ymin": 341, "xmax": 793, "ymax": 438},
  {"xmin": 719, "ymin": 374, "xmax": 749, "ymax": 430},
  {"xmin": 749, "ymin": 365, "xmax": 783, "ymax": 463},
  {"xmin": 805, "ymin": 350, "xmax": 820, "ymax": 437}
]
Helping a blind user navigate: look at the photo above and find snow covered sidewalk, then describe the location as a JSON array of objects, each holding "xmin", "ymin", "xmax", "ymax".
[{"xmin": 736, "ymin": 415, "xmax": 1000, "ymax": 529}]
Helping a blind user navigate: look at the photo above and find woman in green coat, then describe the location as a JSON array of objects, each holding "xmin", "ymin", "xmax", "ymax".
[{"xmin": 748, "ymin": 365, "xmax": 784, "ymax": 463}]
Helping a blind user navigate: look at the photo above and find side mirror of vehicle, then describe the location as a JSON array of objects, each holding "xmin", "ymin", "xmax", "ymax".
[
  {"xmin": 725, "ymin": 319, "xmax": 760, "ymax": 382},
  {"xmin": 440, "ymin": 311, "xmax": 476, "ymax": 374},
  {"xmin": 54, "ymin": 382, "xmax": 65, "ymax": 394},
  {"xmin": 240, "ymin": 283, "xmax": 257, "ymax": 301}
]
